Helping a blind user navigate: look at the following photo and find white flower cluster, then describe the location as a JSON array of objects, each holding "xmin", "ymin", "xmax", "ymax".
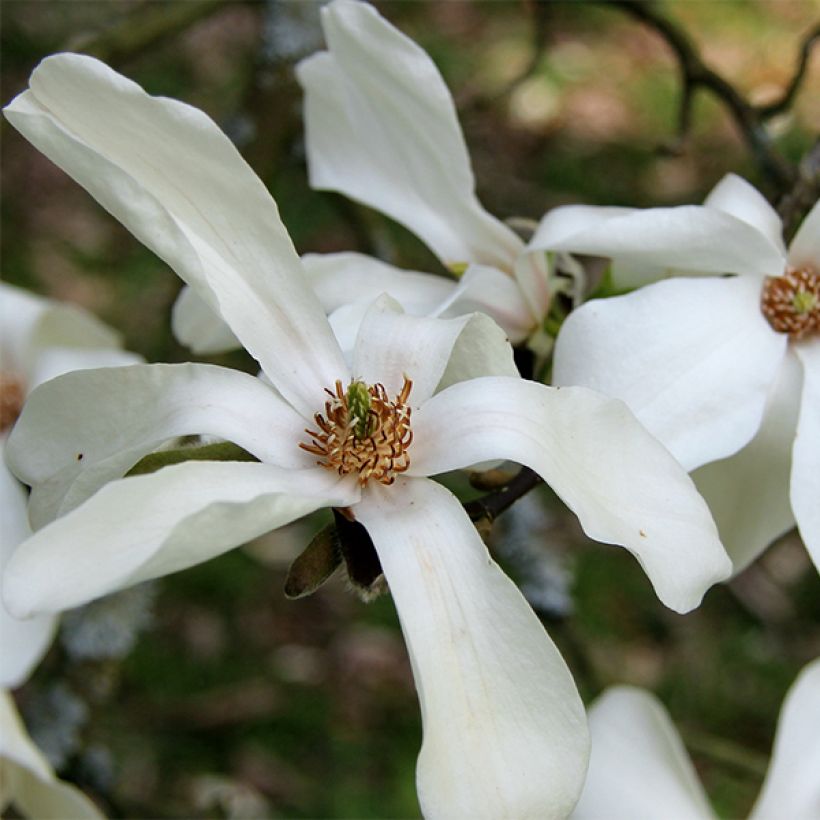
[{"xmin": 0, "ymin": 2, "xmax": 816, "ymax": 818}]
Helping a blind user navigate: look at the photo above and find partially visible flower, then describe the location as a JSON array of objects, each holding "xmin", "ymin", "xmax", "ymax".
[
  {"xmin": 572, "ymin": 657, "xmax": 820, "ymax": 820},
  {"xmin": 0, "ymin": 690, "xmax": 103, "ymax": 818},
  {"xmin": 4, "ymin": 53, "xmax": 730, "ymax": 817},
  {"xmin": 0, "ymin": 282, "xmax": 140, "ymax": 688},
  {"xmin": 546, "ymin": 175, "xmax": 820, "ymax": 573}
]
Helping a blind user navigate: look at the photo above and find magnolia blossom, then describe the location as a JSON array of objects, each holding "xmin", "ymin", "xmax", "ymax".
[
  {"xmin": 1, "ymin": 690, "xmax": 103, "ymax": 818},
  {"xmin": 4, "ymin": 53, "xmax": 731, "ymax": 818},
  {"xmin": 546, "ymin": 175, "xmax": 820, "ymax": 574},
  {"xmin": 572, "ymin": 657, "xmax": 820, "ymax": 820},
  {"xmin": 292, "ymin": 0, "xmax": 561, "ymax": 348},
  {"xmin": 0, "ymin": 282, "xmax": 138, "ymax": 687}
]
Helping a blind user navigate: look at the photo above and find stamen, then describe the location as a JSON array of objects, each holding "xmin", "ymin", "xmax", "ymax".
[
  {"xmin": 300, "ymin": 377, "xmax": 413, "ymax": 487},
  {"xmin": 761, "ymin": 266, "xmax": 820, "ymax": 340},
  {"xmin": 0, "ymin": 371, "xmax": 25, "ymax": 433}
]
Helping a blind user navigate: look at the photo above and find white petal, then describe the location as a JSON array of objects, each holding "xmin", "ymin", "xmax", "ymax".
[
  {"xmin": 530, "ymin": 204, "xmax": 637, "ymax": 252},
  {"xmin": 303, "ymin": 251, "xmax": 456, "ymax": 314},
  {"xmin": 409, "ymin": 378, "xmax": 731, "ymax": 612},
  {"xmin": 355, "ymin": 477, "xmax": 588, "ymax": 820},
  {"xmin": 6, "ymin": 363, "xmax": 313, "ymax": 528},
  {"xmin": 529, "ymin": 204, "xmax": 786, "ymax": 283},
  {"xmin": 436, "ymin": 263, "xmax": 535, "ymax": 344},
  {"xmin": 572, "ymin": 687, "xmax": 714, "ymax": 820},
  {"xmin": 749, "ymin": 658, "xmax": 820, "ymax": 820},
  {"xmin": 553, "ymin": 275, "xmax": 788, "ymax": 470},
  {"xmin": 0, "ymin": 691, "xmax": 103, "ymax": 818},
  {"xmin": 788, "ymin": 200, "xmax": 820, "ymax": 269},
  {"xmin": 353, "ymin": 295, "xmax": 517, "ymax": 405},
  {"xmin": 792, "ymin": 339, "xmax": 820, "ymax": 571},
  {"xmin": 4, "ymin": 55, "xmax": 346, "ymax": 417},
  {"xmin": 171, "ymin": 285, "xmax": 241, "ymax": 355},
  {"xmin": 0, "ymin": 448, "xmax": 56, "ymax": 688},
  {"xmin": 27, "ymin": 346, "xmax": 142, "ymax": 392},
  {"xmin": 3, "ymin": 461, "xmax": 357, "ymax": 617},
  {"xmin": 297, "ymin": 1, "xmax": 523, "ymax": 271},
  {"xmin": 703, "ymin": 173, "xmax": 786, "ymax": 256},
  {"xmin": 693, "ymin": 352, "xmax": 801, "ymax": 574},
  {"xmin": 0, "ymin": 282, "xmax": 123, "ymax": 383}
]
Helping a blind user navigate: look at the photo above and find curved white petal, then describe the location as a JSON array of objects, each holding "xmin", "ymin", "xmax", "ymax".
[
  {"xmin": 28, "ymin": 346, "xmax": 142, "ymax": 392},
  {"xmin": 788, "ymin": 200, "xmax": 820, "ymax": 269},
  {"xmin": 353, "ymin": 295, "xmax": 517, "ymax": 406},
  {"xmin": 4, "ymin": 54, "xmax": 346, "ymax": 417},
  {"xmin": 553, "ymin": 275, "xmax": 788, "ymax": 470},
  {"xmin": 0, "ymin": 282, "xmax": 123, "ymax": 383},
  {"xmin": 529, "ymin": 205, "xmax": 786, "ymax": 284},
  {"xmin": 355, "ymin": 477, "xmax": 588, "ymax": 820},
  {"xmin": 0, "ymin": 691, "xmax": 103, "ymax": 818},
  {"xmin": 410, "ymin": 378, "xmax": 731, "ymax": 612},
  {"xmin": 3, "ymin": 461, "xmax": 357, "ymax": 618},
  {"xmin": 171, "ymin": 285, "xmax": 241, "ymax": 355},
  {"xmin": 435, "ymin": 263, "xmax": 534, "ymax": 343},
  {"xmin": 572, "ymin": 687, "xmax": 714, "ymax": 820},
  {"xmin": 297, "ymin": 1, "xmax": 523, "ymax": 271},
  {"xmin": 703, "ymin": 173, "xmax": 786, "ymax": 256},
  {"xmin": 692, "ymin": 351, "xmax": 801, "ymax": 574},
  {"xmin": 6, "ymin": 363, "xmax": 313, "ymax": 529},
  {"xmin": 792, "ymin": 340, "xmax": 820, "ymax": 571},
  {"xmin": 529, "ymin": 204, "xmax": 637, "ymax": 252},
  {"xmin": 304, "ymin": 251, "xmax": 456, "ymax": 314},
  {"xmin": 749, "ymin": 658, "xmax": 820, "ymax": 820},
  {"xmin": 0, "ymin": 448, "xmax": 56, "ymax": 688}
]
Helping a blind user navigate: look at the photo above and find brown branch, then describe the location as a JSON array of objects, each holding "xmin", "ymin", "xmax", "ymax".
[
  {"xmin": 464, "ymin": 467, "xmax": 543, "ymax": 525},
  {"xmin": 607, "ymin": 0, "xmax": 796, "ymax": 193},
  {"xmin": 757, "ymin": 22, "xmax": 820, "ymax": 119}
]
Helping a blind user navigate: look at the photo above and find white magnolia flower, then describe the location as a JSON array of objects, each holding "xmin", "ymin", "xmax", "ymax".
[
  {"xmin": 546, "ymin": 174, "xmax": 820, "ymax": 574},
  {"xmin": 0, "ymin": 690, "xmax": 103, "ymax": 819},
  {"xmin": 0, "ymin": 282, "xmax": 139, "ymax": 688},
  {"xmin": 4, "ymin": 53, "xmax": 730, "ymax": 818},
  {"xmin": 572, "ymin": 657, "xmax": 820, "ymax": 820},
  {"xmin": 292, "ymin": 0, "xmax": 556, "ymax": 348}
]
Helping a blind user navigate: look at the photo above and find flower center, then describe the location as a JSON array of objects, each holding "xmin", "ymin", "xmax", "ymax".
[
  {"xmin": 0, "ymin": 371, "xmax": 25, "ymax": 434},
  {"xmin": 761, "ymin": 266, "xmax": 820, "ymax": 340},
  {"xmin": 300, "ymin": 377, "xmax": 413, "ymax": 487}
]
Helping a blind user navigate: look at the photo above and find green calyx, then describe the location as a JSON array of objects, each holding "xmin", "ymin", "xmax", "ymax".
[{"xmin": 346, "ymin": 381, "xmax": 374, "ymax": 439}]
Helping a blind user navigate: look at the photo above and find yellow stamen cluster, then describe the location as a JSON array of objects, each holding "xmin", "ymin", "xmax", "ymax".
[
  {"xmin": 300, "ymin": 377, "xmax": 413, "ymax": 487},
  {"xmin": 0, "ymin": 371, "xmax": 25, "ymax": 433},
  {"xmin": 761, "ymin": 266, "xmax": 820, "ymax": 340}
]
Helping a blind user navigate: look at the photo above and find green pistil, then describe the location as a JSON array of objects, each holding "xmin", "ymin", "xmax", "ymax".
[
  {"xmin": 346, "ymin": 381, "xmax": 373, "ymax": 440},
  {"xmin": 447, "ymin": 261, "xmax": 469, "ymax": 277},
  {"xmin": 793, "ymin": 290, "xmax": 817, "ymax": 315}
]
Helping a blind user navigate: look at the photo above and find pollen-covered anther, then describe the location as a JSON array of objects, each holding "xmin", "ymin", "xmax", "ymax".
[
  {"xmin": 761, "ymin": 266, "xmax": 820, "ymax": 340},
  {"xmin": 300, "ymin": 377, "xmax": 413, "ymax": 487},
  {"xmin": 0, "ymin": 371, "xmax": 25, "ymax": 433}
]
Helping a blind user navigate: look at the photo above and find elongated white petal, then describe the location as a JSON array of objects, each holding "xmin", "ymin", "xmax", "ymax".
[
  {"xmin": 572, "ymin": 687, "xmax": 714, "ymax": 820},
  {"xmin": 353, "ymin": 295, "xmax": 517, "ymax": 405},
  {"xmin": 792, "ymin": 340, "xmax": 820, "ymax": 570},
  {"xmin": 297, "ymin": 1, "xmax": 523, "ymax": 271},
  {"xmin": 749, "ymin": 658, "xmax": 820, "ymax": 820},
  {"xmin": 788, "ymin": 200, "xmax": 820, "ymax": 269},
  {"xmin": 304, "ymin": 252, "xmax": 456, "ymax": 314},
  {"xmin": 0, "ymin": 448, "xmax": 56, "ymax": 688},
  {"xmin": 171, "ymin": 285, "xmax": 240, "ymax": 355},
  {"xmin": 692, "ymin": 351, "xmax": 801, "ymax": 573},
  {"xmin": 4, "ymin": 55, "xmax": 346, "ymax": 416},
  {"xmin": 0, "ymin": 282, "xmax": 123, "ymax": 383},
  {"xmin": 553, "ymin": 275, "xmax": 788, "ymax": 470},
  {"xmin": 410, "ymin": 378, "xmax": 731, "ymax": 612},
  {"xmin": 6, "ymin": 363, "xmax": 313, "ymax": 529},
  {"xmin": 355, "ymin": 477, "xmax": 588, "ymax": 820},
  {"xmin": 0, "ymin": 691, "xmax": 103, "ymax": 818},
  {"xmin": 3, "ymin": 461, "xmax": 357, "ymax": 618},
  {"xmin": 529, "ymin": 205, "xmax": 786, "ymax": 284},
  {"xmin": 703, "ymin": 173, "xmax": 786, "ymax": 256},
  {"xmin": 436, "ymin": 263, "xmax": 535, "ymax": 343},
  {"xmin": 530, "ymin": 205, "xmax": 637, "ymax": 252}
]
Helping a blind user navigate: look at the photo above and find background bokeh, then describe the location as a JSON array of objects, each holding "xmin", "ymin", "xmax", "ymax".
[{"xmin": 2, "ymin": 1, "xmax": 819, "ymax": 817}]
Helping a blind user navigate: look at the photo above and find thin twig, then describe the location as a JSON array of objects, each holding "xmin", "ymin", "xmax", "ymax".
[
  {"xmin": 757, "ymin": 22, "xmax": 820, "ymax": 119},
  {"xmin": 607, "ymin": 0, "xmax": 796, "ymax": 193}
]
